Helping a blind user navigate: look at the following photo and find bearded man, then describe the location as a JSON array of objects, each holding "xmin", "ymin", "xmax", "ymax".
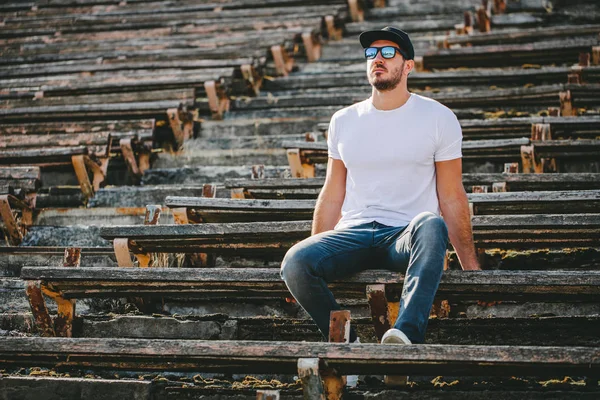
[{"xmin": 281, "ymin": 27, "xmax": 480, "ymax": 362}]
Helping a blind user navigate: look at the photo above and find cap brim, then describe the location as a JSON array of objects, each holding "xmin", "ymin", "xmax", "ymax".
[{"xmin": 359, "ymin": 30, "xmax": 402, "ymax": 48}]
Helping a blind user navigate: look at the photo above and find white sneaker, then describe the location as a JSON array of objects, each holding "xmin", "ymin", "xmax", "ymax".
[
  {"xmin": 381, "ymin": 328, "xmax": 411, "ymax": 345},
  {"xmin": 381, "ymin": 329, "xmax": 411, "ymax": 386},
  {"xmin": 345, "ymin": 337, "xmax": 360, "ymax": 388}
]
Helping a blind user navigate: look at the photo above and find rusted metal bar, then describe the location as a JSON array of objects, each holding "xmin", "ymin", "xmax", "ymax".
[
  {"xmin": 251, "ymin": 165, "xmax": 265, "ymax": 180},
  {"xmin": 241, "ymin": 64, "xmax": 262, "ymax": 96},
  {"xmin": 172, "ymin": 208, "xmax": 190, "ymax": 224},
  {"xmin": 256, "ymin": 390, "xmax": 280, "ymax": 400},
  {"xmin": 71, "ymin": 155, "xmax": 94, "ymax": 200},
  {"xmin": 144, "ymin": 205, "xmax": 162, "ymax": 226},
  {"xmin": 25, "ymin": 281, "xmax": 55, "ymax": 337},
  {"xmin": 579, "ymin": 53, "xmax": 591, "ymax": 67},
  {"xmin": 271, "ymin": 45, "xmax": 293, "ymax": 77},
  {"xmin": 492, "ymin": 182, "xmax": 507, "ymax": 192},
  {"xmin": 202, "ymin": 184, "xmax": 217, "ymax": 198},
  {"xmin": 0, "ymin": 195, "xmax": 23, "ymax": 246},
  {"xmin": 63, "ymin": 248, "xmax": 81, "ymax": 267},
  {"xmin": 559, "ymin": 90, "xmax": 576, "ymax": 117},
  {"xmin": 302, "ymin": 32, "xmax": 321, "ymax": 63},
  {"xmin": 347, "ymin": 0, "xmax": 364, "ymax": 23},
  {"xmin": 120, "ymin": 138, "xmax": 141, "ymax": 182},
  {"xmin": 231, "ymin": 188, "xmax": 246, "ymax": 199},
  {"xmin": 503, "ymin": 162, "xmax": 519, "ymax": 173},
  {"xmin": 324, "ymin": 15, "xmax": 342, "ymax": 41},
  {"xmin": 323, "ymin": 310, "xmax": 349, "ymax": 399},
  {"xmin": 593, "ymin": 46, "xmax": 600, "ymax": 65},
  {"xmin": 114, "ymin": 238, "xmax": 134, "ymax": 267},
  {"xmin": 205, "ymin": 80, "xmax": 229, "ymax": 120},
  {"xmin": 366, "ymin": 284, "xmax": 391, "ymax": 341},
  {"xmin": 298, "ymin": 358, "xmax": 326, "ymax": 400},
  {"xmin": 531, "ymin": 124, "xmax": 552, "ymax": 141}
]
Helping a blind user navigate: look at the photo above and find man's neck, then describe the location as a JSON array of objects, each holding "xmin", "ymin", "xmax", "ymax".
[{"xmin": 371, "ymin": 86, "xmax": 411, "ymax": 111}]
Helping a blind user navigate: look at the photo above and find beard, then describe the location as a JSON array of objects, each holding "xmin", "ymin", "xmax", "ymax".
[{"xmin": 368, "ymin": 60, "xmax": 405, "ymax": 91}]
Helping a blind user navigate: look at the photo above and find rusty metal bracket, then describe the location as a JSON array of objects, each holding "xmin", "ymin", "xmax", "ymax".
[
  {"xmin": 531, "ymin": 123, "xmax": 552, "ymax": 141},
  {"xmin": 25, "ymin": 281, "xmax": 56, "ymax": 337},
  {"xmin": 298, "ymin": 358, "xmax": 326, "ymax": 400},
  {"xmin": 286, "ymin": 148, "xmax": 315, "ymax": 179},
  {"xmin": 347, "ymin": 0, "xmax": 364, "ymax": 22},
  {"xmin": 204, "ymin": 80, "xmax": 230, "ymax": 120},
  {"xmin": 366, "ymin": 284, "xmax": 392, "ymax": 341},
  {"xmin": 271, "ymin": 45, "xmax": 294, "ymax": 77},
  {"xmin": 302, "ymin": 32, "xmax": 321, "ymax": 63},
  {"xmin": 256, "ymin": 390, "xmax": 280, "ymax": 400},
  {"xmin": 240, "ymin": 64, "xmax": 263, "ymax": 96},
  {"xmin": 114, "ymin": 238, "xmax": 134, "ymax": 267},
  {"xmin": 559, "ymin": 90, "xmax": 576, "ymax": 117},
  {"xmin": 71, "ymin": 155, "xmax": 94, "ymax": 200},
  {"xmin": 0, "ymin": 194, "xmax": 31, "ymax": 246},
  {"xmin": 120, "ymin": 138, "xmax": 142, "ymax": 183},
  {"xmin": 167, "ymin": 107, "xmax": 197, "ymax": 148},
  {"xmin": 324, "ymin": 16, "xmax": 342, "ymax": 41},
  {"xmin": 64, "ymin": 248, "xmax": 81, "ymax": 267},
  {"xmin": 203, "ymin": 184, "xmax": 217, "ymax": 198}
]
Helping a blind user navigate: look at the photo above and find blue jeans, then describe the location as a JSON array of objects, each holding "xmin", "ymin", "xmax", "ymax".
[{"xmin": 280, "ymin": 211, "xmax": 448, "ymax": 344}]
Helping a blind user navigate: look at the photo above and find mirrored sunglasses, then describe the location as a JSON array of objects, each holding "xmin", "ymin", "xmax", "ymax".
[{"xmin": 364, "ymin": 46, "xmax": 406, "ymax": 60}]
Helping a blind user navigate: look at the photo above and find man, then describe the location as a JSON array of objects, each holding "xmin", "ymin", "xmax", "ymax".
[{"xmin": 281, "ymin": 27, "xmax": 480, "ymax": 352}]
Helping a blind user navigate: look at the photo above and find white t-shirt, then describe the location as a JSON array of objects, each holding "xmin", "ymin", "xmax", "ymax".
[{"xmin": 327, "ymin": 93, "xmax": 462, "ymax": 230}]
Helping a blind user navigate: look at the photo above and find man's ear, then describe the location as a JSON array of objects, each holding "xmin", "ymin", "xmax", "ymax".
[{"xmin": 405, "ymin": 60, "xmax": 415, "ymax": 75}]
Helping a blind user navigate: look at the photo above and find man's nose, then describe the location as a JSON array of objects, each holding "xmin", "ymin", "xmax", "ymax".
[{"xmin": 373, "ymin": 50, "xmax": 386, "ymax": 63}]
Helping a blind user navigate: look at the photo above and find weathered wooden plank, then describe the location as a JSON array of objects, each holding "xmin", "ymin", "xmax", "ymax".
[
  {"xmin": 99, "ymin": 212, "xmax": 600, "ymax": 253},
  {"xmin": 166, "ymin": 197, "xmax": 315, "ymax": 210},
  {"xmin": 0, "ymin": 376, "xmax": 152, "ymax": 399},
  {"xmin": 0, "ymin": 132, "xmax": 111, "ymax": 150},
  {"xmin": 0, "ymin": 166, "xmax": 41, "ymax": 180},
  {"xmin": 0, "ymin": 58, "xmax": 256, "ymax": 79},
  {"xmin": 462, "ymin": 173, "xmax": 600, "ymax": 192},
  {"xmin": 225, "ymin": 178, "xmax": 325, "ymax": 189},
  {"xmin": 421, "ymin": 38, "xmax": 598, "ymax": 69},
  {"xmin": 227, "ymin": 173, "xmax": 600, "ymax": 194},
  {"xmin": 444, "ymin": 24, "xmax": 600, "ymax": 47},
  {"xmin": 165, "ymin": 191, "xmax": 600, "ymax": 219},
  {"xmin": 0, "ymin": 337, "xmax": 598, "ymax": 376},
  {"xmin": 0, "ymin": 146, "xmax": 88, "ymax": 165},
  {"xmin": 265, "ymin": 67, "xmax": 573, "ymax": 91},
  {"xmin": 0, "ymin": 119, "xmax": 154, "ymax": 135},
  {"xmin": 0, "ymin": 100, "xmax": 194, "ymax": 123}
]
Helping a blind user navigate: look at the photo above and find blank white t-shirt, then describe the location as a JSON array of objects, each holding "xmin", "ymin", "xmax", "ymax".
[{"xmin": 327, "ymin": 93, "xmax": 462, "ymax": 230}]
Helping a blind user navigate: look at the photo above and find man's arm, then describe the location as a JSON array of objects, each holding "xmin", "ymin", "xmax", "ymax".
[
  {"xmin": 312, "ymin": 158, "xmax": 347, "ymax": 235},
  {"xmin": 435, "ymin": 158, "xmax": 481, "ymax": 270}
]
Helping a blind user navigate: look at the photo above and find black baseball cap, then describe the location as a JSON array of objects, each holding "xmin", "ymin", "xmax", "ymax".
[{"xmin": 359, "ymin": 26, "xmax": 414, "ymax": 60}]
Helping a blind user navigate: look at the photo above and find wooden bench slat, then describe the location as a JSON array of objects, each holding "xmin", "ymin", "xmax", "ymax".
[{"xmin": 0, "ymin": 337, "xmax": 598, "ymax": 376}]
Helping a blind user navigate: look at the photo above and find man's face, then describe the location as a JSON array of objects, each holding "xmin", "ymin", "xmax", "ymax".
[{"xmin": 366, "ymin": 39, "xmax": 406, "ymax": 91}]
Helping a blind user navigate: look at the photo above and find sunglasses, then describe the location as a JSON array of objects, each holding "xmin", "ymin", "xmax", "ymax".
[{"xmin": 364, "ymin": 46, "xmax": 407, "ymax": 60}]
